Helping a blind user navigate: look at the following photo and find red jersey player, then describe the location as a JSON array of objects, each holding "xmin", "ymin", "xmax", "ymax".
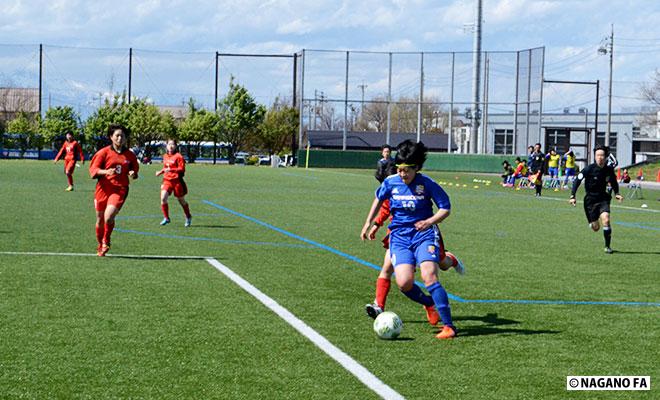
[
  {"xmin": 53, "ymin": 132, "xmax": 84, "ymax": 191},
  {"xmin": 89, "ymin": 124, "xmax": 139, "ymax": 256},
  {"xmin": 156, "ymin": 139, "xmax": 192, "ymax": 227}
]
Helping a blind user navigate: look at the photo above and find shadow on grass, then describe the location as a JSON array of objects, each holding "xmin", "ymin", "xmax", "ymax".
[
  {"xmin": 612, "ymin": 250, "xmax": 660, "ymax": 255},
  {"xmin": 407, "ymin": 313, "xmax": 560, "ymax": 337},
  {"xmin": 454, "ymin": 313, "xmax": 560, "ymax": 337}
]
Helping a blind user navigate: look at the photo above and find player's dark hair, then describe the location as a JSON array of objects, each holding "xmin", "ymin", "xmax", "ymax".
[
  {"xmin": 502, "ymin": 160, "xmax": 510, "ymax": 166},
  {"xmin": 515, "ymin": 157, "xmax": 522, "ymax": 163},
  {"xmin": 107, "ymin": 124, "xmax": 130, "ymax": 150},
  {"xmin": 395, "ymin": 140, "xmax": 427, "ymax": 170},
  {"xmin": 594, "ymin": 145, "xmax": 609, "ymax": 155},
  {"xmin": 166, "ymin": 138, "xmax": 179, "ymax": 153},
  {"xmin": 107, "ymin": 124, "xmax": 130, "ymax": 138},
  {"xmin": 381, "ymin": 144, "xmax": 392, "ymax": 151}
]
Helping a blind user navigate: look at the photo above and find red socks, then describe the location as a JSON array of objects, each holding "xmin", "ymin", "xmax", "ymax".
[
  {"xmin": 182, "ymin": 203, "xmax": 191, "ymax": 218},
  {"xmin": 103, "ymin": 221, "xmax": 115, "ymax": 245},
  {"xmin": 95, "ymin": 224, "xmax": 104, "ymax": 245},
  {"xmin": 446, "ymin": 252, "xmax": 459, "ymax": 267},
  {"xmin": 161, "ymin": 204, "xmax": 169, "ymax": 219},
  {"xmin": 375, "ymin": 278, "xmax": 391, "ymax": 309}
]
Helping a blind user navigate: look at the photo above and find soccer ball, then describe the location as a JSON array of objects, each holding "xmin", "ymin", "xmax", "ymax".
[{"xmin": 373, "ymin": 311, "xmax": 403, "ymax": 340}]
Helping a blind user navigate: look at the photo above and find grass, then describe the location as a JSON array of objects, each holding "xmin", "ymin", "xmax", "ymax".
[{"xmin": 0, "ymin": 160, "xmax": 658, "ymax": 399}]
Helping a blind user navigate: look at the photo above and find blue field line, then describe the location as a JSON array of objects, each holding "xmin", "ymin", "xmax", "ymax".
[
  {"xmin": 614, "ymin": 221, "xmax": 660, "ymax": 231},
  {"xmin": 114, "ymin": 228, "xmax": 317, "ymax": 249},
  {"xmin": 202, "ymin": 200, "xmax": 660, "ymax": 308}
]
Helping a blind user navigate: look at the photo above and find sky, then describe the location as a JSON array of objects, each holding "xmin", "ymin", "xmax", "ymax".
[{"xmin": 1, "ymin": 0, "xmax": 659, "ymax": 116}]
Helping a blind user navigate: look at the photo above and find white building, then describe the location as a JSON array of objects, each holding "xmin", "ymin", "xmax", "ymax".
[{"xmin": 481, "ymin": 110, "xmax": 660, "ymax": 168}]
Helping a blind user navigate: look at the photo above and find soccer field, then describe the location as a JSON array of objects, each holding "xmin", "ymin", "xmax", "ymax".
[{"xmin": 0, "ymin": 160, "xmax": 658, "ymax": 399}]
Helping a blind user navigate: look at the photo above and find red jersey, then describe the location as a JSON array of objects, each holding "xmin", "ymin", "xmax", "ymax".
[
  {"xmin": 161, "ymin": 152, "xmax": 186, "ymax": 181},
  {"xmin": 89, "ymin": 146, "xmax": 139, "ymax": 188},
  {"xmin": 373, "ymin": 199, "xmax": 391, "ymax": 227},
  {"xmin": 55, "ymin": 140, "xmax": 84, "ymax": 162}
]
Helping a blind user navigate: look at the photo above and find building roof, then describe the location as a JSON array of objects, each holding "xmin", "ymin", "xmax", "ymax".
[{"xmin": 307, "ymin": 130, "xmax": 456, "ymax": 151}]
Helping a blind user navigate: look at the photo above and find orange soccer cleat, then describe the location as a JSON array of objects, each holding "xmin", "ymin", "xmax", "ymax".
[
  {"xmin": 424, "ymin": 305, "xmax": 440, "ymax": 326},
  {"xmin": 436, "ymin": 325, "xmax": 457, "ymax": 340}
]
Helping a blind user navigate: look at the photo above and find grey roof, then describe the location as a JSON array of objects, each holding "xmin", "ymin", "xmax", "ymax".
[{"xmin": 307, "ymin": 130, "xmax": 456, "ymax": 151}]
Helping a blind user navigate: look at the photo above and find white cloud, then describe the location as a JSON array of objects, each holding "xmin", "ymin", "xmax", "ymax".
[{"xmin": 276, "ymin": 19, "xmax": 314, "ymax": 35}]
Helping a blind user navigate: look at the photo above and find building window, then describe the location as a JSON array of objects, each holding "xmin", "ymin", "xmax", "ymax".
[
  {"xmin": 595, "ymin": 131, "xmax": 617, "ymax": 155},
  {"xmin": 494, "ymin": 129, "xmax": 513, "ymax": 154}
]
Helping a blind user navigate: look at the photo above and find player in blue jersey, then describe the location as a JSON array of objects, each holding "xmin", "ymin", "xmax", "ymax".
[{"xmin": 361, "ymin": 140, "xmax": 457, "ymax": 339}]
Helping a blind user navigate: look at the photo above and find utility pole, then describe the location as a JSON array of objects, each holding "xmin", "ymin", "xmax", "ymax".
[{"xmin": 606, "ymin": 24, "xmax": 614, "ymax": 147}]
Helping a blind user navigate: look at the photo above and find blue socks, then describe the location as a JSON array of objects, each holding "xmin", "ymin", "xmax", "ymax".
[
  {"xmin": 401, "ymin": 284, "xmax": 434, "ymax": 307},
  {"xmin": 426, "ymin": 282, "xmax": 453, "ymax": 326}
]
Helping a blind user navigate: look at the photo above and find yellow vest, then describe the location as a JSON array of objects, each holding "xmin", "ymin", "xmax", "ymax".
[{"xmin": 565, "ymin": 154, "xmax": 575, "ymax": 169}]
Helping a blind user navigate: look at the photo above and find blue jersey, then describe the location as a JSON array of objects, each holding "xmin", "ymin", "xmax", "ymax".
[{"xmin": 375, "ymin": 173, "xmax": 450, "ymax": 231}]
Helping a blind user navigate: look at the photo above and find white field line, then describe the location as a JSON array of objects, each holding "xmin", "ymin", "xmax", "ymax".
[
  {"xmin": 205, "ymin": 258, "xmax": 405, "ymax": 400},
  {"xmin": 0, "ymin": 250, "xmax": 404, "ymax": 399},
  {"xmin": 0, "ymin": 251, "xmax": 211, "ymax": 259}
]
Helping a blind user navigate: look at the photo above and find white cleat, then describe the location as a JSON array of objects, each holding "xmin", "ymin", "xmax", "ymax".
[{"xmin": 184, "ymin": 217, "xmax": 192, "ymax": 227}]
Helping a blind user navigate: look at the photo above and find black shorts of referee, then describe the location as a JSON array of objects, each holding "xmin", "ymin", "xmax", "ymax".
[{"xmin": 583, "ymin": 194, "xmax": 611, "ymax": 223}]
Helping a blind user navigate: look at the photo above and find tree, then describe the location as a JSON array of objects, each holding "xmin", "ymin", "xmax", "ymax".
[
  {"xmin": 179, "ymin": 100, "xmax": 219, "ymax": 162},
  {"xmin": 127, "ymin": 99, "xmax": 169, "ymax": 156},
  {"xmin": 217, "ymin": 78, "xmax": 266, "ymax": 160},
  {"xmin": 84, "ymin": 93, "xmax": 131, "ymax": 150},
  {"xmin": 41, "ymin": 106, "xmax": 80, "ymax": 146},
  {"xmin": 641, "ymin": 70, "xmax": 660, "ymax": 106},
  {"xmin": 6, "ymin": 111, "xmax": 39, "ymax": 156},
  {"xmin": 257, "ymin": 99, "xmax": 299, "ymax": 155}
]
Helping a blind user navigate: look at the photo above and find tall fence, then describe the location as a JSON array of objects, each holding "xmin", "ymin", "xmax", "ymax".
[
  {"xmin": 0, "ymin": 43, "xmax": 543, "ymax": 156},
  {"xmin": 0, "ymin": 44, "xmax": 297, "ymax": 120},
  {"xmin": 297, "ymin": 47, "xmax": 544, "ymax": 155}
]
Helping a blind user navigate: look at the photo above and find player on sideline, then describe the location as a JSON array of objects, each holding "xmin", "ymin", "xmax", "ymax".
[
  {"xmin": 568, "ymin": 145, "xmax": 623, "ymax": 254},
  {"xmin": 156, "ymin": 139, "xmax": 192, "ymax": 227},
  {"xmin": 361, "ymin": 140, "xmax": 458, "ymax": 339},
  {"xmin": 89, "ymin": 124, "xmax": 139, "ymax": 256},
  {"xmin": 54, "ymin": 132, "xmax": 84, "ymax": 191}
]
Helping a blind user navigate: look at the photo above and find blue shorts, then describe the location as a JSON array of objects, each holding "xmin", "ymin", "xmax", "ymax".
[
  {"xmin": 389, "ymin": 226, "xmax": 445, "ymax": 268},
  {"xmin": 548, "ymin": 167, "xmax": 559, "ymax": 177},
  {"xmin": 565, "ymin": 168, "xmax": 575, "ymax": 177}
]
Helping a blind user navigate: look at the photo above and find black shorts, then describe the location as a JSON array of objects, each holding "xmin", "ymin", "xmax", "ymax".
[{"xmin": 583, "ymin": 196, "xmax": 611, "ymax": 223}]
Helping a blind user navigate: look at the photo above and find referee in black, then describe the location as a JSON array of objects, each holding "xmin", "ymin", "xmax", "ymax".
[{"xmin": 569, "ymin": 145, "xmax": 623, "ymax": 254}]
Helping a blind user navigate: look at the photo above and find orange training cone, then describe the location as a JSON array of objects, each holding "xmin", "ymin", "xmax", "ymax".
[
  {"xmin": 656, "ymin": 169, "xmax": 660, "ymax": 183},
  {"xmin": 617, "ymin": 168, "xmax": 621, "ymax": 181},
  {"xmin": 637, "ymin": 168, "xmax": 644, "ymax": 180}
]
